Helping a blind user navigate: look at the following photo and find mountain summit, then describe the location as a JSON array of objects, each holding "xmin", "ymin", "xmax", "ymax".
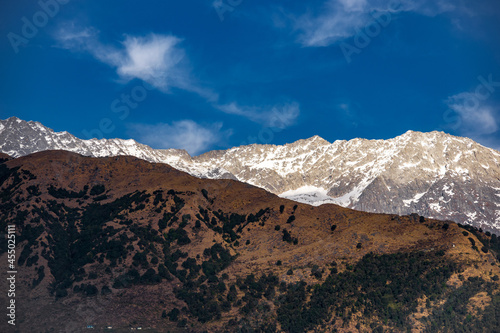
[{"xmin": 1, "ymin": 117, "xmax": 500, "ymax": 232}]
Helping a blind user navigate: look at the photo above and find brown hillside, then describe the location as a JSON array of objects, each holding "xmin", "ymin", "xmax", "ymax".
[
  {"xmin": 0, "ymin": 152, "xmax": 11, "ymax": 160},
  {"xmin": 0, "ymin": 150, "xmax": 499, "ymax": 332}
]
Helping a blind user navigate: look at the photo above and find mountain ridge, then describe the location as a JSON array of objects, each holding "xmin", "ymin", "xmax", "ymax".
[
  {"xmin": 2, "ymin": 116, "xmax": 500, "ymax": 233},
  {"xmin": 1, "ymin": 150, "xmax": 499, "ymax": 331}
]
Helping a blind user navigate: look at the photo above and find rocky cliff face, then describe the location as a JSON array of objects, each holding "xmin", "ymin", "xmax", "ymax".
[
  {"xmin": 2, "ymin": 116, "xmax": 500, "ymax": 232},
  {"xmin": 186, "ymin": 131, "xmax": 500, "ymax": 233}
]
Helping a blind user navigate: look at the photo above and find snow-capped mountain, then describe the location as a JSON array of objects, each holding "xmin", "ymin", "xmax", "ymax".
[
  {"xmin": 0, "ymin": 117, "xmax": 233, "ymax": 179},
  {"xmin": 2, "ymin": 116, "xmax": 500, "ymax": 233}
]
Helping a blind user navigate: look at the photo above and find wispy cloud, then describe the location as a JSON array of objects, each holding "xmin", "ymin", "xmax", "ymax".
[
  {"xmin": 56, "ymin": 23, "xmax": 300, "ymax": 128},
  {"xmin": 446, "ymin": 91, "xmax": 498, "ymax": 138},
  {"xmin": 216, "ymin": 102, "xmax": 300, "ymax": 129},
  {"xmin": 116, "ymin": 35, "xmax": 186, "ymax": 91},
  {"xmin": 129, "ymin": 120, "xmax": 231, "ymax": 155},
  {"xmin": 56, "ymin": 26, "xmax": 97, "ymax": 44},
  {"xmin": 403, "ymin": 0, "xmax": 457, "ymax": 17},
  {"xmin": 54, "ymin": 22, "xmax": 300, "ymax": 145},
  {"xmin": 337, "ymin": 102, "xmax": 361, "ymax": 128},
  {"xmin": 293, "ymin": 0, "xmax": 457, "ymax": 47},
  {"xmin": 54, "ymin": 23, "xmax": 216, "ymax": 99}
]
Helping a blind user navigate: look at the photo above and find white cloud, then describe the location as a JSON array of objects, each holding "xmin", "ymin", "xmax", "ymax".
[
  {"xmin": 446, "ymin": 92, "xmax": 498, "ymax": 137},
  {"xmin": 294, "ymin": 0, "xmax": 457, "ymax": 47},
  {"xmin": 129, "ymin": 120, "xmax": 231, "ymax": 155},
  {"xmin": 54, "ymin": 24, "xmax": 216, "ymax": 99},
  {"xmin": 116, "ymin": 35, "xmax": 185, "ymax": 91},
  {"xmin": 296, "ymin": 1, "xmax": 369, "ymax": 47},
  {"xmin": 216, "ymin": 102, "xmax": 300, "ymax": 128},
  {"xmin": 54, "ymin": 23, "xmax": 300, "ymax": 143}
]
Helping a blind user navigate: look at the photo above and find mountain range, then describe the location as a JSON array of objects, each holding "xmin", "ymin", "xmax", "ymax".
[
  {"xmin": 1, "ymin": 149, "xmax": 499, "ymax": 332},
  {"xmin": 1, "ymin": 116, "xmax": 500, "ymax": 233}
]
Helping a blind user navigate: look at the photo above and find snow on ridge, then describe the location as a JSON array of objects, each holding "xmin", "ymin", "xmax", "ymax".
[
  {"xmin": 280, "ymin": 185, "xmax": 329, "ymax": 197},
  {"xmin": 279, "ymin": 176, "xmax": 375, "ymax": 208},
  {"xmin": 403, "ymin": 192, "xmax": 427, "ymax": 206},
  {"xmin": 279, "ymin": 186, "xmax": 342, "ymax": 207}
]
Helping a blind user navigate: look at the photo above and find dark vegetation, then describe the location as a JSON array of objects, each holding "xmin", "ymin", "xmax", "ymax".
[
  {"xmin": 39, "ymin": 187, "xmax": 193, "ymax": 295},
  {"xmin": 0, "ymin": 168, "xmax": 194, "ymax": 297},
  {"xmin": 282, "ymin": 229, "xmax": 298, "ymax": 245},
  {"xmin": 201, "ymin": 188, "xmax": 214, "ymax": 204},
  {"xmin": 198, "ymin": 206, "xmax": 270, "ymax": 244},
  {"xmin": 174, "ymin": 244, "xmax": 236, "ymax": 322},
  {"xmin": 458, "ymin": 224, "xmax": 500, "ymax": 261},
  {"xmin": 277, "ymin": 251, "xmax": 458, "ymax": 332},
  {"xmin": 48, "ymin": 185, "xmax": 88, "ymax": 199},
  {"xmin": 89, "ymin": 184, "xmax": 105, "ymax": 196},
  {"xmin": 423, "ymin": 276, "xmax": 500, "ymax": 332},
  {"xmin": 0, "ymin": 165, "xmax": 24, "ymax": 253}
]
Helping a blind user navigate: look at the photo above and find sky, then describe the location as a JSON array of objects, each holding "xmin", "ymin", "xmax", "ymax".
[{"xmin": 1, "ymin": 0, "xmax": 500, "ymax": 155}]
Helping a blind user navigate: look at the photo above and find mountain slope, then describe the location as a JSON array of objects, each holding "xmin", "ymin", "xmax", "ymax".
[
  {"xmin": 194, "ymin": 131, "xmax": 500, "ymax": 233},
  {"xmin": 1, "ymin": 151, "xmax": 499, "ymax": 332},
  {"xmin": 2, "ymin": 116, "xmax": 500, "ymax": 233}
]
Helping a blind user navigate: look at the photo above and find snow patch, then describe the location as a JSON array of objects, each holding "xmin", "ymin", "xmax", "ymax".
[
  {"xmin": 279, "ymin": 186, "xmax": 337, "ymax": 206},
  {"xmin": 465, "ymin": 211, "xmax": 477, "ymax": 221},
  {"xmin": 442, "ymin": 184, "xmax": 454, "ymax": 196},
  {"xmin": 403, "ymin": 192, "xmax": 427, "ymax": 206},
  {"xmin": 279, "ymin": 180, "xmax": 373, "ymax": 208},
  {"xmin": 429, "ymin": 202, "xmax": 442, "ymax": 213},
  {"xmin": 399, "ymin": 161, "xmax": 421, "ymax": 169}
]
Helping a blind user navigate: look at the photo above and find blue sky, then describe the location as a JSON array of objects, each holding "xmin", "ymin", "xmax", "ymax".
[{"xmin": 1, "ymin": 0, "xmax": 500, "ymax": 155}]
